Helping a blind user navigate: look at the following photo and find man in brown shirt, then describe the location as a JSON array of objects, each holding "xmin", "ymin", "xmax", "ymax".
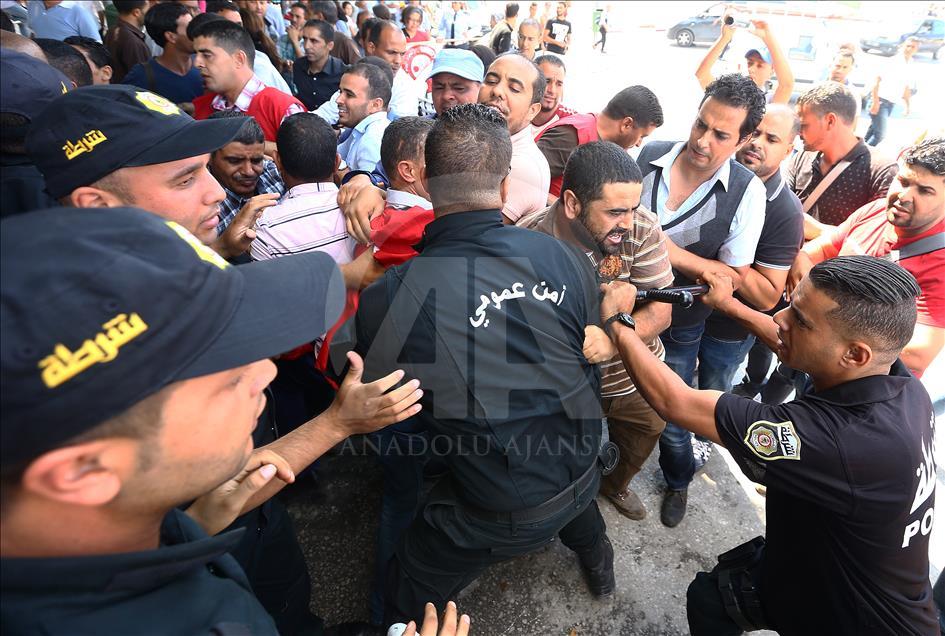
[
  {"xmin": 105, "ymin": 0, "xmax": 151, "ymax": 82},
  {"xmin": 519, "ymin": 141, "xmax": 674, "ymax": 519}
]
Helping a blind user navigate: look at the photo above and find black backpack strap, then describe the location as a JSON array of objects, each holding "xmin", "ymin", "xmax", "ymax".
[{"xmin": 897, "ymin": 232, "xmax": 945, "ymax": 260}]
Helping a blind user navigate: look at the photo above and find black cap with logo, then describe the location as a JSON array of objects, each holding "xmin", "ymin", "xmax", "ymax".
[
  {"xmin": 1, "ymin": 207, "xmax": 345, "ymax": 466},
  {"xmin": 26, "ymin": 84, "xmax": 247, "ymax": 199}
]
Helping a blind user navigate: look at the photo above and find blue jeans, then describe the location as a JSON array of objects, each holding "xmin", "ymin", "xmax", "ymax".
[
  {"xmin": 659, "ymin": 324, "xmax": 754, "ymax": 490},
  {"xmin": 865, "ymin": 98, "xmax": 893, "ymax": 146},
  {"xmin": 369, "ymin": 424, "xmax": 428, "ymax": 625}
]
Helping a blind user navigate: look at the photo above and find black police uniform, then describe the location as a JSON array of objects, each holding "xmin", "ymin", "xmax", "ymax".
[
  {"xmin": 688, "ymin": 360, "xmax": 938, "ymax": 635},
  {"xmin": 1, "ymin": 509, "xmax": 278, "ymax": 634},
  {"xmin": 352, "ymin": 210, "xmax": 612, "ymax": 624}
]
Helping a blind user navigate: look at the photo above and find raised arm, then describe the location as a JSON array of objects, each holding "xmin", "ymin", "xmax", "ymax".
[
  {"xmin": 695, "ymin": 18, "xmax": 736, "ymax": 90},
  {"xmin": 751, "ymin": 20, "xmax": 794, "ymax": 104}
]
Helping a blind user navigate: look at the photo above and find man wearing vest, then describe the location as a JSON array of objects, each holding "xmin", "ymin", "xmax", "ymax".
[
  {"xmin": 635, "ymin": 74, "xmax": 768, "ymax": 528},
  {"xmin": 191, "ymin": 19, "xmax": 304, "ymax": 146},
  {"xmin": 537, "ymin": 85, "xmax": 664, "ymax": 200},
  {"xmin": 788, "ymin": 137, "xmax": 945, "ymax": 379}
]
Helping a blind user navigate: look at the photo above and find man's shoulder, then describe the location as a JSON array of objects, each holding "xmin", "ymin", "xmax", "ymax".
[
  {"xmin": 767, "ymin": 181, "xmax": 803, "ymax": 219},
  {"xmin": 865, "ymin": 145, "xmax": 898, "ymax": 174}
]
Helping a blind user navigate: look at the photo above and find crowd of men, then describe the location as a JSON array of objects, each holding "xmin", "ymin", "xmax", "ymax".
[{"xmin": 1, "ymin": 1, "xmax": 943, "ymax": 635}]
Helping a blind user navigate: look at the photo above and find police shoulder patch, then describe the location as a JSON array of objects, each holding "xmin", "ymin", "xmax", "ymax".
[{"xmin": 743, "ymin": 420, "xmax": 801, "ymax": 461}]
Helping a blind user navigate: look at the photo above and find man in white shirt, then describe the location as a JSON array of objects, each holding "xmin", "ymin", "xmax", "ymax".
[
  {"xmin": 337, "ymin": 62, "xmax": 391, "ymax": 172},
  {"xmin": 252, "ymin": 112, "xmax": 354, "ymax": 265},
  {"xmin": 865, "ymin": 37, "xmax": 919, "ymax": 147},
  {"xmin": 479, "ymin": 53, "xmax": 550, "ymax": 223},
  {"xmin": 315, "ymin": 20, "xmax": 424, "ymax": 122}
]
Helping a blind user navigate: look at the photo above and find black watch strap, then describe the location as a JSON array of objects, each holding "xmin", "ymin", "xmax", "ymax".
[{"xmin": 604, "ymin": 312, "xmax": 635, "ymax": 334}]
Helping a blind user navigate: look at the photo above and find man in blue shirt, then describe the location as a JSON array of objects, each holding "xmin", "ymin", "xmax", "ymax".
[
  {"xmin": 29, "ymin": 0, "xmax": 101, "ymax": 42},
  {"xmin": 338, "ymin": 62, "xmax": 391, "ymax": 172},
  {"xmin": 124, "ymin": 3, "xmax": 203, "ymax": 105}
]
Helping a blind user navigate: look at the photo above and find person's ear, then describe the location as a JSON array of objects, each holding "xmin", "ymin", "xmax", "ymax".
[
  {"xmin": 419, "ymin": 162, "xmax": 430, "ymax": 197},
  {"xmin": 620, "ymin": 116, "xmax": 635, "ymax": 135},
  {"xmin": 824, "ymin": 112, "xmax": 837, "ymax": 130},
  {"xmin": 499, "ymin": 173, "xmax": 510, "ymax": 205},
  {"xmin": 327, "ymin": 39, "xmax": 335, "ymax": 53},
  {"xmin": 235, "ymin": 49, "xmax": 247, "ymax": 69},
  {"xmin": 101, "ymin": 64, "xmax": 113, "ymax": 83},
  {"xmin": 840, "ymin": 341, "xmax": 872, "ymax": 369},
  {"xmin": 562, "ymin": 189, "xmax": 581, "ymax": 219},
  {"xmin": 370, "ymin": 97, "xmax": 385, "ymax": 113},
  {"xmin": 19, "ymin": 440, "xmax": 135, "ymax": 508},
  {"xmin": 397, "ymin": 159, "xmax": 415, "ymax": 184},
  {"xmin": 68, "ymin": 186, "xmax": 126, "ymax": 208},
  {"xmin": 334, "ymin": 152, "xmax": 341, "ymax": 173},
  {"xmin": 524, "ymin": 99, "xmax": 541, "ymax": 124},
  {"xmin": 272, "ymin": 148, "xmax": 283, "ymax": 175}
]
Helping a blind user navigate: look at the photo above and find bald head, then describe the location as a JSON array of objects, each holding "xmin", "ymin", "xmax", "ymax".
[
  {"xmin": 736, "ymin": 103, "xmax": 799, "ymax": 180},
  {"xmin": 0, "ymin": 31, "xmax": 48, "ymax": 62}
]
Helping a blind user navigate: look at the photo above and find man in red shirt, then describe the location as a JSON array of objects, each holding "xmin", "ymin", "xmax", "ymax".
[
  {"xmin": 190, "ymin": 19, "xmax": 303, "ymax": 146},
  {"xmin": 789, "ymin": 137, "xmax": 944, "ymax": 376}
]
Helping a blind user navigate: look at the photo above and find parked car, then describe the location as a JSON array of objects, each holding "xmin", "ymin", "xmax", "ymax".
[
  {"xmin": 666, "ymin": 2, "xmax": 748, "ymax": 47},
  {"xmin": 860, "ymin": 17, "xmax": 944, "ymax": 58}
]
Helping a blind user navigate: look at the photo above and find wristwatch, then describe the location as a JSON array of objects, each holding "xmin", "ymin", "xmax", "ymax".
[{"xmin": 603, "ymin": 312, "xmax": 635, "ymax": 335}]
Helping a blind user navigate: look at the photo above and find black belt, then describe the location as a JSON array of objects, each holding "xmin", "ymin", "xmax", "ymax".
[{"xmin": 462, "ymin": 453, "xmax": 605, "ymax": 526}]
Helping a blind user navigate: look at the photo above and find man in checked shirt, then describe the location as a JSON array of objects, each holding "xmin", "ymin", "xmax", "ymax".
[{"xmin": 518, "ymin": 141, "xmax": 674, "ymax": 520}]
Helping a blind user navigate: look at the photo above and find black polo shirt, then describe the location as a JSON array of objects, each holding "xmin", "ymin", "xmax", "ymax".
[
  {"xmin": 786, "ymin": 140, "xmax": 897, "ymax": 227},
  {"xmin": 1, "ymin": 509, "xmax": 278, "ymax": 634},
  {"xmin": 293, "ymin": 55, "xmax": 347, "ymax": 111},
  {"xmin": 714, "ymin": 361, "xmax": 938, "ymax": 635},
  {"xmin": 353, "ymin": 209, "xmax": 603, "ymax": 512},
  {"xmin": 706, "ymin": 170, "xmax": 803, "ymax": 341}
]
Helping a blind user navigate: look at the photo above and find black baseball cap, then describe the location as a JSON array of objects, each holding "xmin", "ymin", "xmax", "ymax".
[
  {"xmin": 0, "ymin": 48, "xmax": 70, "ymax": 120},
  {"xmin": 26, "ymin": 84, "xmax": 247, "ymax": 199},
  {"xmin": 1, "ymin": 207, "xmax": 345, "ymax": 466}
]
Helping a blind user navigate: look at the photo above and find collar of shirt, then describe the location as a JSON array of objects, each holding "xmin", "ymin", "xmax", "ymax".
[
  {"xmin": 117, "ymin": 18, "xmax": 145, "ymax": 40},
  {"xmin": 387, "ymin": 189, "xmax": 432, "ymax": 209},
  {"xmin": 0, "ymin": 509, "xmax": 243, "ymax": 595},
  {"xmin": 210, "ymin": 74, "xmax": 265, "ymax": 112},
  {"xmin": 282, "ymin": 182, "xmax": 338, "ymax": 200},
  {"xmin": 301, "ymin": 55, "xmax": 343, "ymax": 77},
  {"xmin": 814, "ymin": 139, "xmax": 869, "ymax": 177},
  {"xmin": 416, "ymin": 209, "xmax": 503, "ymax": 251},
  {"xmin": 803, "ymin": 359, "xmax": 913, "ymax": 406},
  {"xmin": 650, "ymin": 141, "xmax": 733, "ymax": 193},
  {"xmin": 352, "ymin": 110, "xmax": 388, "ymax": 135},
  {"xmin": 764, "ymin": 168, "xmax": 786, "ymax": 202}
]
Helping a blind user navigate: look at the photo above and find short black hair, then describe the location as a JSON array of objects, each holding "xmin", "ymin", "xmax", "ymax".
[
  {"xmin": 368, "ymin": 19, "xmax": 399, "ymax": 47},
  {"xmin": 191, "ymin": 18, "xmax": 255, "ymax": 67},
  {"xmin": 603, "ymin": 85, "xmax": 664, "ymax": 128},
  {"xmin": 372, "ymin": 3, "xmax": 392, "ymax": 20},
  {"xmin": 113, "ymin": 0, "xmax": 148, "ymax": 15},
  {"xmin": 34, "ymin": 39, "xmax": 93, "ymax": 87},
  {"xmin": 807, "ymin": 256, "xmax": 920, "ymax": 357},
  {"xmin": 310, "ymin": 0, "xmax": 339, "ymax": 24},
  {"xmin": 381, "ymin": 116, "xmax": 434, "ymax": 182},
  {"xmin": 208, "ymin": 109, "xmax": 264, "ymax": 146},
  {"xmin": 303, "ymin": 19, "xmax": 334, "ymax": 44},
  {"xmin": 796, "ymin": 81, "xmax": 858, "ymax": 125},
  {"xmin": 359, "ymin": 17, "xmax": 380, "ymax": 45},
  {"xmin": 700, "ymin": 74, "xmax": 766, "ymax": 141},
  {"xmin": 425, "ymin": 103, "xmax": 512, "ymax": 202},
  {"xmin": 505, "ymin": 3, "xmax": 520, "ymax": 19},
  {"xmin": 186, "ymin": 11, "xmax": 224, "ymax": 41},
  {"xmin": 356, "ymin": 55, "xmax": 394, "ymax": 85},
  {"xmin": 64, "ymin": 35, "xmax": 112, "ymax": 70},
  {"xmin": 534, "ymin": 53, "xmax": 565, "ymax": 73},
  {"xmin": 205, "ymin": 0, "xmax": 239, "ymax": 13},
  {"xmin": 469, "ymin": 44, "xmax": 496, "ymax": 71},
  {"xmin": 561, "ymin": 141, "xmax": 643, "ymax": 209},
  {"xmin": 143, "ymin": 2, "xmax": 190, "ymax": 48},
  {"xmin": 344, "ymin": 62, "xmax": 392, "ymax": 106},
  {"xmin": 902, "ymin": 137, "xmax": 945, "ymax": 177},
  {"xmin": 276, "ymin": 113, "xmax": 337, "ymax": 182}
]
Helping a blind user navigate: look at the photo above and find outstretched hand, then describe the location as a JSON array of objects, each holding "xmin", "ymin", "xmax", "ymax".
[
  {"xmin": 323, "ymin": 351, "xmax": 423, "ymax": 436},
  {"xmin": 338, "ymin": 175, "xmax": 386, "ymax": 244},
  {"xmin": 213, "ymin": 192, "xmax": 280, "ymax": 258}
]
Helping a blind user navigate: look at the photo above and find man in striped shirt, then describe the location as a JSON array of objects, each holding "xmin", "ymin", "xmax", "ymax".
[
  {"xmin": 251, "ymin": 113, "xmax": 354, "ymax": 265},
  {"xmin": 519, "ymin": 141, "xmax": 674, "ymax": 520}
]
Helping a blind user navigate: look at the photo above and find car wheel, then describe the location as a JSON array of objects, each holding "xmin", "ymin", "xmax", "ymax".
[{"xmin": 676, "ymin": 29, "xmax": 694, "ymax": 47}]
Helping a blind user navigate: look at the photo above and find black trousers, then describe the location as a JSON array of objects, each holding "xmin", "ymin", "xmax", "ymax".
[{"xmin": 384, "ymin": 475, "xmax": 607, "ymax": 625}]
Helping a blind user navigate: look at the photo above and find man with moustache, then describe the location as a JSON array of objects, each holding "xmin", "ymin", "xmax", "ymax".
[
  {"xmin": 529, "ymin": 54, "xmax": 575, "ymax": 136},
  {"xmin": 520, "ymin": 141, "xmax": 675, "ymax": 520},
  {"xmin": 293, "ymin": 19, "xmax": 347, "ymax": 111},
  {"xmin": 635, "ymin": 74, "xmax": 768, "ymax": 528},
  {"xmin": 788, "ymin": 137, "xmax": 944, "ymax": 378},
  {"xmin": 693, "ymin": 104, "xmax": 803, "ymax": 464}
]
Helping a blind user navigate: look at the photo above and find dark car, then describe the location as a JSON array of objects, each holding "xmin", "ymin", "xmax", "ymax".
[
  {"xmin": 860, "ymin": 17, "xmax": 944, "ymax": 58},
  {"xmin": 667, "ymin": 2, "xmax": 748, "ymax": 47}
]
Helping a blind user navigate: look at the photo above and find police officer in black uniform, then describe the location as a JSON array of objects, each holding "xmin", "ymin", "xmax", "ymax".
[
  {"xmin": 350, "ymin": 103, "xmax": 617, "ymax": 625},
  {"xmin": 600, "ymin": 255, "xmax": 938, "ymax": 635}
]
